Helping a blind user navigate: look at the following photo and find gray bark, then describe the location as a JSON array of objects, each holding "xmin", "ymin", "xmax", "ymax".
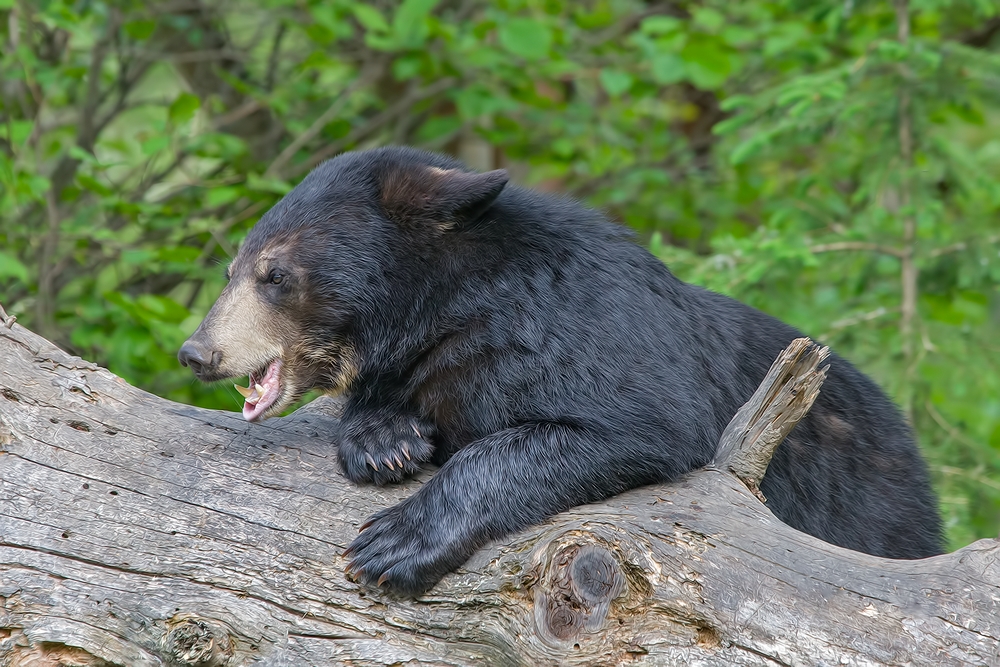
[{"xmin": 0, "ymin": 318, "xmax": 997, "ymax": 667}]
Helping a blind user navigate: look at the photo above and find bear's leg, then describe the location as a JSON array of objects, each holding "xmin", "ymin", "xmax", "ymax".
[
  {"xmin": 336, "ymin": 406, "xmax": 436, "ymax": 485},
  {"xmin": 344, "ymin": 421, "xmax": 677, "ymax": 596}
]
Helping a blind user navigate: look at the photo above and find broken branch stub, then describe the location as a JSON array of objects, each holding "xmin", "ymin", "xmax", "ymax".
[
  {"xmin": 0, "ymin": 303, "xmax": 15, "ymax": 328},
  {"xmin": 711, "ymin": 337, "xmax": 830, "ymax": 496}
]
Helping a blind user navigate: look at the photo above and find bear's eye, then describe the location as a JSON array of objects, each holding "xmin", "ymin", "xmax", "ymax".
[{"xmin": 268, "ymin": 270, "xmax": 284, "ymax": 285}]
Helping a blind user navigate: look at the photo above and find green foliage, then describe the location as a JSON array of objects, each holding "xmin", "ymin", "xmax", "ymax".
[{"xmin": 2, "ymin": 0, "xmax": 999, "ymax": 548}]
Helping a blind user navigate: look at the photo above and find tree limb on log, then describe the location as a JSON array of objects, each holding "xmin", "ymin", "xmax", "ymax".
[
  {"xmin": 712, "ymin": 338, "xmax": 829, "ymax": 501},
  {"xmin": 0, "ymin": 321, "xmax": 997, "ymax": 666}
]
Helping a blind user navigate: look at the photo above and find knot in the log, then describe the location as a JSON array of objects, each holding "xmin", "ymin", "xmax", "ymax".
[
  {"xmin": 533, "ymin": 544, "xmax": 626, "ymax": 644},
  {"xmin": 163, "ymin": 616, "xmax": 234, "ymax": 667}
]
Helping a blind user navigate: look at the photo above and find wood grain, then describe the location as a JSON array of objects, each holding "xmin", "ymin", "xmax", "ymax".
[{"xmin": 0, "ymin": 321, "xmax": 997, "ymax": 666}]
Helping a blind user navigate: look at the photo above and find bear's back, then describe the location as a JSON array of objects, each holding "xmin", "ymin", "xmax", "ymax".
[{"xmin": 416, "ymin": 186, "xmax": 943, "ymax": 559}]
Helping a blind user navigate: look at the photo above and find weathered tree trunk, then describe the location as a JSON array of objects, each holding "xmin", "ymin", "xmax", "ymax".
[{"xmin": 0, "ymin": 315, "xmax": 997, "ymax": 667}]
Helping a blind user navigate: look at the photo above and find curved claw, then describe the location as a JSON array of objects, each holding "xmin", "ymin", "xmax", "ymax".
[
  {"xmin": 377, "ymin": 573, "xmax": 390, "ymax": 587},
  {"xmin": 384, "ymin": 457, "xmax": 395, "ymax": 471},
  {"xmin": 365, "ymin": 453, "xmax": 378, "ymax": 470}
]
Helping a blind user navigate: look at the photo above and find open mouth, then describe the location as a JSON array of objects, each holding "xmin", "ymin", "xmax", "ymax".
[{"xmin": 234, "ymin": 358, "xmax": 283, "ymax": 422}]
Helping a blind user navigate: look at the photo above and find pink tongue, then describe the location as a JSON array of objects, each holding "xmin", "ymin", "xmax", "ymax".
[{"xmin": 242, "ymin": 359, "xmax": 282, "ymax": 422}]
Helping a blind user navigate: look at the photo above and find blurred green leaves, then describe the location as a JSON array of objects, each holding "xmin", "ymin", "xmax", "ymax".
[
  {"xmin": 498, "ymin": 17, "xmax": 552, "ymax": 60},
  {"xmin": 168, "ymin": 93, "xmax": 201, "ymax": 125},
  {"xmin": 0, "ymin": 251, "xmax": 29, "ymax": 282}
]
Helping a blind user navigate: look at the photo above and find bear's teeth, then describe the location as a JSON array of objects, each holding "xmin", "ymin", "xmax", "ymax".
[{"xmin": 235, "ymin": 381, "xmax": 266, "ymax": 405}]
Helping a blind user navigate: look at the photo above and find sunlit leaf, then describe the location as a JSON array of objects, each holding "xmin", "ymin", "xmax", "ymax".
[
  {"xmin": 169, "ymin": 92, "xmax": 201, "ymax": 125},
  {"xmin": 650, "ymin": 53, "xmax": 686, "ymax": 84},
  {"xmin": 353, "ymin": 4, "xmax": 389, "ymax": 33},
  {"xmin": 0, "ymin": 251, "xmax": 29, "ymax": 283},
  {"xmin": 599, "ymin": 69, "xmax": 633, "ymax": 97},
  {"xmin": 498, "ymin": 17, "xmax": 552, "ymax": 60}
]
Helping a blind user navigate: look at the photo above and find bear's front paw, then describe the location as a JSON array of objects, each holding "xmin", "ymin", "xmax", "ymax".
[
  {"xmin": 344, "ymin": 500, "xmax": 470, "ymax": 596},
  {"xmin": 336, "ymin": 414, "xmax": 435, "ymax": 485}
]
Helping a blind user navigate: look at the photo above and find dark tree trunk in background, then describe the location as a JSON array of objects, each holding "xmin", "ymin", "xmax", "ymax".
[{"xmin": 0, "ymin": 316, "xmax": 997, "ymax": 667}]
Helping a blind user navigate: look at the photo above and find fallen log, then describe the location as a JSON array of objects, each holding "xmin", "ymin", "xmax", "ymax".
[{"xmin": 0, "ymin": 315, "xmax": 997, "ymax": 666}]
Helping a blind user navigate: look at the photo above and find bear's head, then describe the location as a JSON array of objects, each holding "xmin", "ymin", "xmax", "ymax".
[{"xmin": 178, "ymin": 147, "xmax": 508, "ymax": 421}]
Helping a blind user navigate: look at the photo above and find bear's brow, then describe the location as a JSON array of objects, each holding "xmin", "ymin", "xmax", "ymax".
[
  {"xmin": 256, "ymin": 254, "xmax": 278, "ymax": 274},
  {"xmin": 255, "ymin": 239, "xmax": 297, "ymax": 273}
]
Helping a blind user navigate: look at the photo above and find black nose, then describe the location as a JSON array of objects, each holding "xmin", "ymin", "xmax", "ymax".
[{"xmin": 178, "ymin": 340, "xmax": 220, "ymax": 377}]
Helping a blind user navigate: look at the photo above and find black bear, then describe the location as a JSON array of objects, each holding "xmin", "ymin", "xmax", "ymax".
[{"xmin": 178, "ymin": 146, "xmax": 943, "ymax": 595}]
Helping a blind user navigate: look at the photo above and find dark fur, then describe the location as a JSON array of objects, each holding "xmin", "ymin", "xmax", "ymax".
[{"xmin": 217, "ymin": 147, "xmax": 944, "ymax": 595}]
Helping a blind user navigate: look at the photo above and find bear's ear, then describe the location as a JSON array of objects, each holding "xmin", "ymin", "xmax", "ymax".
[{"xmin": 380, "ymin": 166, "xmax": 509, "ymax": 228}]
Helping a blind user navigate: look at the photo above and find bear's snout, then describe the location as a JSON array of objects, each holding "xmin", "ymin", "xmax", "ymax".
[{"xmin": 178, "ymin": 338, "xmax": 221, "ymax": 378}]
